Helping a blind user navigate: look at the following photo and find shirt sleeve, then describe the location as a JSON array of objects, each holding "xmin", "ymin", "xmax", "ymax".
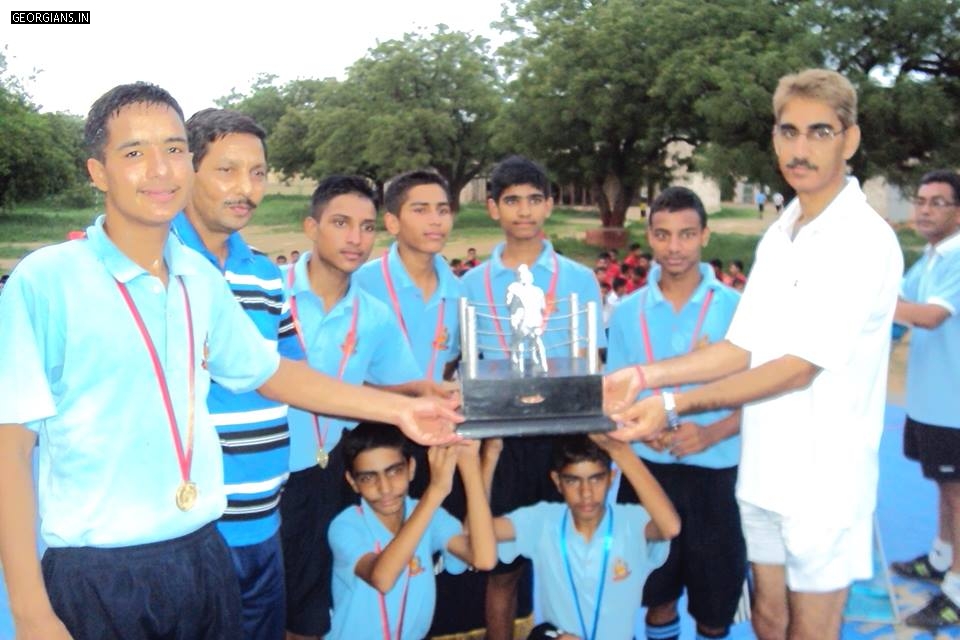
[
  {"xmin": 622, "ymin": 504, "xmax": 669, "ymax": 572},
  {"xmin": 0, "ymin": 265, "xmax": 57, "ymax": 428},
  {"xmin": 432, "ymin": 506, "xmax": 468, "ymax": 575},
  {"xmin": 329, "ymin": 508, "xmax": 371, "ymax": 576},
  {"xmin": 205, "ymin": 275, "xmax": 282, "ymax": 393},
  {"xmin": 925, "ymin": 254, "xmax": 960, "ymax": 314},
  {"xmin": 498, "ymin": 504, "xmax": 549, "ymax": 564}
]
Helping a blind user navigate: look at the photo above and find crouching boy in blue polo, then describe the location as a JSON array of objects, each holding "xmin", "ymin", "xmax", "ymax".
[
  {"xmin": 328, "ymin": 423, "xmax": 497, "ymax": 640},
  {"xmin": 463, "ymin": 434, "xmax": 680, "ymax": 640}
]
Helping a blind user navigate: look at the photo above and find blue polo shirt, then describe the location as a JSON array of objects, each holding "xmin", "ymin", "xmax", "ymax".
[
  {"xmin": 328, "ymin": 497, "xmax": 467, "ymax": 640},
  {"xmin": 500, "ymin": 502, "xmax": 668, "ymax": 640},
  {"xmin": 353, "ymin": 242, "xmax": 462, "ymax": 382},
  {"xmin": 172, "ymin": 214, "xmax": 303, "ymax": 547},
  {"xmin": 0, "ymin": 216, "xmax": 280, "ymax": 548},
  {"xmin": 902, "ymin": 233, "xmax": 960, "ymax": 428},
  {"xmin": 607, "ymin": 264, "xmax": 741, "ymax": 469},
  {"xmin": 284, "ymin": 252, "xmax": 421, "ymax": 472},
  {"xmin": 460, "ymin": 240, "xmax": 606, "ymax": 359}
]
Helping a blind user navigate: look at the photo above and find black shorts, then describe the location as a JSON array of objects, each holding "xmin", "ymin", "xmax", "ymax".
[
  {"xmin": 904, "ymin": 416, "xmax": 960, "ymax": 481},
  {"xmin": 279, "ymin": 441, "xmax": 354, "ymax": 636},
  {"xmin": 42, "ymin": 523, "xmax": 240, "ymax": 640},
  {"xmin": 490, "ymin": 435, "xmax": 561, "ymax": 575},
  {"xmin": 618, "ymin": 461, "xmax": 746, "ymax": 629}
]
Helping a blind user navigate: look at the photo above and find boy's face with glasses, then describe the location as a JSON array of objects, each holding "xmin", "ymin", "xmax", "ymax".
[
  {"xmin": 913, "ymin": 181, "xmax": 960, "ymax": 245},
  {"xmin": 772, "ymin": 97, "xmax": 860, "ymax": 201}
]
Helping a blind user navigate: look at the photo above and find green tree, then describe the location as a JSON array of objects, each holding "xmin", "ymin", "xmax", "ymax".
[
  {"xmin": 268, "ymin": 26, "xmax": 502, "ymax": 210},
  {"xmin": 495, "ymin": 0, "xmax": 819, "ymax": 227},
  {"xmin": 0, "ymin": 52, "xmax": 86, "ymax": 207}
]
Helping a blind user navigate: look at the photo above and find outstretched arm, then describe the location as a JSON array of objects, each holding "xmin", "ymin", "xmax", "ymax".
[
  {"xmin": 260, "ymin": 359, "xmax": 462, "ymax": 445},
  {"xmin": 603, "ymin": 340, "xmax": 749, "ymax": 416},
  {"xmin": 610, "ymin": 354, "xmax": 817, "ymax": 442}
]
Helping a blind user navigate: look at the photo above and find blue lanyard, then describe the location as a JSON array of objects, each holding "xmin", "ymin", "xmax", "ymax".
[{"xmin": 560, "ymin": 507, "xmax": 613, "ymax": 640}]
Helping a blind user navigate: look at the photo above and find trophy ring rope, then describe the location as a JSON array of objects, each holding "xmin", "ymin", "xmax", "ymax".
[{"xmin": 457, "ymin": 264, "xmax": 612, "ymax": 438}]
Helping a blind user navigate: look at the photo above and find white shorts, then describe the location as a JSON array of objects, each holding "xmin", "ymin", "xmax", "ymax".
[{"xmin": 739, "ymin": 501, "xmax": 873, "ymax": 592}]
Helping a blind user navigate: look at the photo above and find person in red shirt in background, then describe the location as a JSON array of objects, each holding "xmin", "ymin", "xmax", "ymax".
[{"xmin": 728, "ymin": 259, "xmax": 748, "ymax": 291}]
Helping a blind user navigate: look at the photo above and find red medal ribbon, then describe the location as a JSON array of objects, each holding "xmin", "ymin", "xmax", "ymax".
[
  {"xmin": 356, "ymin": 505, "xmax": 413, "ymax": 640},
  {"xmin": 381, "ymin": 252, "xmax": 447, "ymax": 380},
  {"xmin": 484, "ymin": 249, "xmax": 559, "ymax": 357},
  {"xmin": 287, "ymin": 265, "xmax": 359, "ymax": 453},
  {"xmin": 115, "ymin": 276, "xmax": 195, "ymax": 486},
  {"xmin": 638, "ymin": 287, "xmax": 714, "ymax": 394}
]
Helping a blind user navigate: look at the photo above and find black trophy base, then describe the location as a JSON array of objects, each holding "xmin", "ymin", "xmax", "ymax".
[{"xmin": 457, "ymin": 357, "xmax": 613, "ymax": 438}]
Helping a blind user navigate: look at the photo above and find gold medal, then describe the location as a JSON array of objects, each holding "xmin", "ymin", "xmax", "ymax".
[
  {"xmin": 175, "ymin": 481, "xmax": 199, "ymax": 511},
  {"xmin": 316, "ymin": 447, "xmax": 329, "ymax": 469}
]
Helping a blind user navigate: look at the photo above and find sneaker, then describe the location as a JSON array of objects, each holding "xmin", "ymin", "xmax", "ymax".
[
  {"xmin": 906, "ymin": 593, "xmax": 960, "ymax": 629},
  {"xmin": 891, "ymin": 554, "xmax": 947, "ymax": 583}
]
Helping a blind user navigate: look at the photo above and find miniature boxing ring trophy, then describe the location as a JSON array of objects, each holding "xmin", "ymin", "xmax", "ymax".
[{"xmin": 457, "ymin": 265, "xmax": 612, "ymax": 438}]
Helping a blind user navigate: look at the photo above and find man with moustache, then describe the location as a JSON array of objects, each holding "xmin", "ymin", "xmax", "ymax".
[
  {"xmin": 605, "ymin": 69, "xmax": 901, "ymax": 639},
  {"xmin": 171, "ymin": 108, "xmax": 302, "ymax": 639},
  {"xmin": 890, "ymin": 170, "xmax": 960, "ymax": 631}
]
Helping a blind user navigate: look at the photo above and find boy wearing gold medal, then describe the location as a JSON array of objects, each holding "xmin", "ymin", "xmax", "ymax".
[
  {"xmin": 328, "ymin": 423, "xmax": 496, "ymax": 640},
  {"xmin": 0, "ymin": 84, "xmax": 460, "ymax": 640},
  {"xmin": 280, "ymin": 175, "xmax": 424, "ymax": 640}
]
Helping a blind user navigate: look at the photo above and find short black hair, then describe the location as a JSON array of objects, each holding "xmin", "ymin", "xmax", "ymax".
[
  {"xmin": 310, "ymin": 175, "xmax": 378, "ymax": 220},
  {"xmin": 85, "ymin": 82, "xmax": 185, "ymax": 162},
  {"xmin": 384, "ymin": 170, "xmax": 450, "ymax": 215},
  {"xmin": 919, "ymin": 170, "xmax": 960, "ymax": 203},
  {"xmin": 341, "ymin": 422, "xmax": 411, "ymax": 472},
  {"xmin": 488, "ymin": 155, "xmax": 551, "ymax": 202},
  {"xmin": 186, "ymin": 108, "xmax": 267, "ymax": 171},
  {"xmin": 710, "ymin": 258, "xmax": 723, "ymax": 269},
  {"xmin": 629, "ymin": 243, "xmax": 641, "ymax": 251},
  {"xmin": 649, "ymin": 186, "xmax": 708, "ymax": 229},
  {"xmin": 731, "ymin": 259, "xmax": 744, "ymax": 271},
  {"xmin": 550, "ymin": 435, "xmax": 611, "ymax": 472}
]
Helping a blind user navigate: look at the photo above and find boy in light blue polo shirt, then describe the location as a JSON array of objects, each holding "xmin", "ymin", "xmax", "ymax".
[
  {"xmin": 607, "ymin": 186, "xmax": 744, "ymax": 640},
  {"xmin": 0, "ymin": 83, "xmax": 461, "ymax": 640},
  {"xmin": 328, "ymin": 423, "xmax": 496, "ymax": 640},
  {"xmin": 353, "ymin": 170, "xmax": 462, "ymax": 384},
  {"xmin": 459, "ymin": 434, "xmax": 679, "ymax": 640},
  {"xmin": 279, "ymin": 175, "xmax": 423, "ymax": 639},
  {"xmin": 889, "ymin": 170, "xmax": 960, "ymax": 631},
  {"xmin": 460, "ymin": 155, "xmax": 605, "ymax": 637}
]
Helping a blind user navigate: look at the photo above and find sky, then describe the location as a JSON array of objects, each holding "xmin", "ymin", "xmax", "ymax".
[{"xmin": 3, "ymin": 0, "xmax": 506, "ymax": 117}]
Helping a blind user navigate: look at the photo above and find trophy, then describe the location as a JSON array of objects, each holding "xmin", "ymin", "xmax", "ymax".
[{"xmin": 457, "ymin": 265, "xmax": 612, "ymax": 438}]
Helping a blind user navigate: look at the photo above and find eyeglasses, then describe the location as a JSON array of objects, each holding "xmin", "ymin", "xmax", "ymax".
[
  {"xmin": 912, "ymin": 197, "xmax": 957, "ymax": 209},
  {"xmin": 773, "ymin": 124, "xmax": 848, "ymax": 143}
]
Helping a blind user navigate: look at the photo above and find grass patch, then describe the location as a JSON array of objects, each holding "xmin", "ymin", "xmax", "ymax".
[{"xmin": 709, "ymin": 206, "xmax": 760, "ymax": 219}]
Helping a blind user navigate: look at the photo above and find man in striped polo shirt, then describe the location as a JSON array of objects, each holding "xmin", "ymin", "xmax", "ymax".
[{"xmin": 172, "ymin": 108, "xmax": 302, "ymax": 640}]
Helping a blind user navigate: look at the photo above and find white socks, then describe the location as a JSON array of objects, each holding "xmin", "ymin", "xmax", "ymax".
[{"xmin": 930, "ymin": 537, "xmax": 954, "ymax": 573}]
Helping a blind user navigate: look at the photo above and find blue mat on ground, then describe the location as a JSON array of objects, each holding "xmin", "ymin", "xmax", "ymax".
[{"xmin": 3, "ymin": 404, "xmax": 959, "ymax": 638}]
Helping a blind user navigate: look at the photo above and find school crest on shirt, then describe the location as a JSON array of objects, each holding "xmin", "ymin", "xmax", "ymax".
[
  {"xmin": 612, "ymin": 557, "xmax": 631, "ymax": 582},
  {"xmin": 432, "ymin": 326, "xmax": 449, "ymax": 352},
  {"xmin": 408, "ymin": 555, "xmax": 426, "ymax": 576}
]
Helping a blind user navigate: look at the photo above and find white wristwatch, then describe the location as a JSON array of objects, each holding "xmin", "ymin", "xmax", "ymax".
[{"xmin": 662, "ymin": 391, "xmax": 681, "ymax": 431}]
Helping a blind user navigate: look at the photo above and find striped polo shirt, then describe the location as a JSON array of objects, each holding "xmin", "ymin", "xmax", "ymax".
[{"xmin": 172, "ymin": 214, "xmax": 304, "ymax": 547}]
